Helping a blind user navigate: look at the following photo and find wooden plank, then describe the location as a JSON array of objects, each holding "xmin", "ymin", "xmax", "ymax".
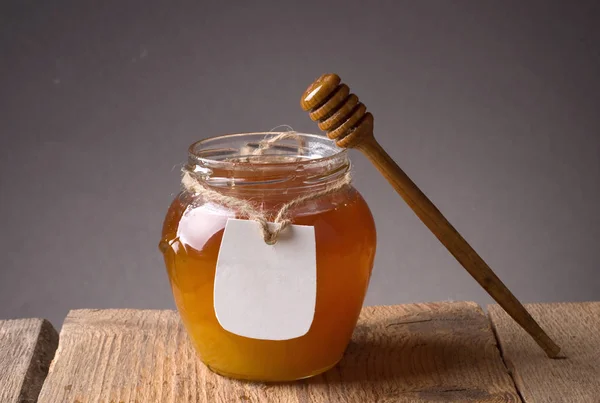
[
  {"xmin": 0, "ymin": 318, "xmax": 59, "ymax": 403},
  {"xmin": 489, "ymin": 302, "xmax": 600, "ymax": 403},
  {"xmin": 37, "ymin": 302, "xmax": 519, "ymax": 402}
]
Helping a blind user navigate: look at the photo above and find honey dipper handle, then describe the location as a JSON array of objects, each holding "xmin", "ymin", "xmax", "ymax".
[{"xmin": 357, "ymin": 136, "xmax": 561, "ymax": 358}]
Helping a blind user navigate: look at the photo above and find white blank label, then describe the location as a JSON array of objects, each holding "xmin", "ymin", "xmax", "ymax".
[{"xmin": 214, "ymin": 218, "xmax": 317, "ymax": 340}]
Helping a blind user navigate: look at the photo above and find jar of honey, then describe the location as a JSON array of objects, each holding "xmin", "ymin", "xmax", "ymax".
[{"xmin": 159, "ymin": 132, "xmax": 376, "ymax": 382}]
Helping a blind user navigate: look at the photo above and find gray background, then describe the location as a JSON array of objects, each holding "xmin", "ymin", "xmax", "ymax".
[{"xmin": 1, "ymin": 1, "xmax": 598, "ymax": 329}]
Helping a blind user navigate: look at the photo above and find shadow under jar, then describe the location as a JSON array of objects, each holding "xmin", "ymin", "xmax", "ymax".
[{"xmin": 159, "ymin": 132, "xmax": 377, "ymax": 382}]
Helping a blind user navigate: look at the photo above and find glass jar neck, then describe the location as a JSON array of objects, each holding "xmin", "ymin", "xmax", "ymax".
[{"xmin": 185, "ymin": 132, "xmax": 351, "ymax": 201}]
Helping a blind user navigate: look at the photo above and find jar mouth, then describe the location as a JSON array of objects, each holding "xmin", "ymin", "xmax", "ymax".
[
  {"xmin": 188, "ymin": 131, "xmax": 347, "ymax": 168},
  {"xmin": 186, "ymin": 132, "xmax": 350, "ymax": 191}
]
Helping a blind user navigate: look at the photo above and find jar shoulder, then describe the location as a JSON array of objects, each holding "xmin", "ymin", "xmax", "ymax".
[{"xmin": 160, "ymin": 186, "xmax": 376, "ymax": 244}]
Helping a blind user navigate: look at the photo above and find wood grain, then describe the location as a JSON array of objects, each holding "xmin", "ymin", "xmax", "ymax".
[
  {"xmin": 37, "ymin": 302, "xmax": 520, "ymax": 402},
  {"xmin": 300, "ymin": 72, "xmax": 560, "ymax": 358},
  {"xmin": 0, "ymin": 318, "xmax": 59, "ymax": 403},
  {"xmin": 489, "ymin": 302, "xmax": 600, "ymax": 403}
]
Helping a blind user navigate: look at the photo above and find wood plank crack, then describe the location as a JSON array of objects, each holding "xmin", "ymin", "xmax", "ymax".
[{"xmin": 489, "ymin": 302, "xmax": 600, "ymax": 402}]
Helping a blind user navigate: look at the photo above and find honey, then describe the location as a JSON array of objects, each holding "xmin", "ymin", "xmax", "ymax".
[{"xmin": 159, "ymin": 132, "xmax": 377, "ymax": 382}]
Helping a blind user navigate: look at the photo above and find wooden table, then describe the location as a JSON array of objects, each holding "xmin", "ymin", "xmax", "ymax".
[{"xmin": 1, "ymin": 302, "xmax": 598, "ymax": 403}]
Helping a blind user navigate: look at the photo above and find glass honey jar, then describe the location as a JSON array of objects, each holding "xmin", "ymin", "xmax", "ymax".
[{"xmin": 159, "ymin": 132, "xmax": 377, "ymax": 382}]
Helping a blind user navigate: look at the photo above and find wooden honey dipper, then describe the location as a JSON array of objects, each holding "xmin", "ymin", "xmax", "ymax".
[{"xmin": 300, "ymin": 73, "xmax": 561, "ymax": 358}]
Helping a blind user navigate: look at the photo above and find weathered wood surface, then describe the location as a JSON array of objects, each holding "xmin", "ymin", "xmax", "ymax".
[
  {"xmin": 0, "ymin": 318, "xmax": 59, "ymax": 403},
  {"xmin": 489, "ymin": 302, "xmax": 600, "ymax": 403},
  {"xmin": 37, "ymin": 302, "xmax": 519, "ymax": 403}
]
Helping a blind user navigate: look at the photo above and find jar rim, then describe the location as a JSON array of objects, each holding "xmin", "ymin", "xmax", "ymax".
[{"xmin": 188, "ymin": 131, "xmax": 347, "ymax": 169}]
